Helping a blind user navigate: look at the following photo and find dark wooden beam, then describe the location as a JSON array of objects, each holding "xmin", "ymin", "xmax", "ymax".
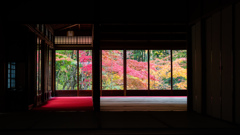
[
  {"xmin": 92, "ymin": 24, "xmax": 100, "ymax": 111},
  {"xmin": 99, "ymin": 40, "xmax": 187, "ymax": 49},
  {"xmin": 100, "ymin": 32, "xmax": 187, "ymax": 40},
  {"xmin": 24, "ymin": 24, "xmax": 54, "ymax": 47},
  {"xmin": 100, "ymin": 24, "xmax": 187, "ymax": 33},
  {"xmin": 56, "ymin": 24, "xmax": 79, "ymax": 31}
]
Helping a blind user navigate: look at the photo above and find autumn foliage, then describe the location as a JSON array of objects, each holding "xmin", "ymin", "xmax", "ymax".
[{"xmin": 56, "ymin": 50, "xmax": 187, "ymax": 90}]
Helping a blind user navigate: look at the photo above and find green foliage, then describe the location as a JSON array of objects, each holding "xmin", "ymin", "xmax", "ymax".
[{"xmin": 55, "ymin": 49, "xmax": 187, "ymax": 91}]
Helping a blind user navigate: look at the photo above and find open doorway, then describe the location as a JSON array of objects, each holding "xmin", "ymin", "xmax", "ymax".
[
  {"xmin": 55, "ymin": 50, "xmax": 92, "ymax": 96},
  {"xmin": 100, "ymin": 50, "xmax": 187, "ymax": 111}
]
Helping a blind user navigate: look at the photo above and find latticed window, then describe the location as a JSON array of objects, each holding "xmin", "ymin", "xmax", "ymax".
[{"xmin": 8, "ymin": 62, "xmax": 16, "ymax": 89}]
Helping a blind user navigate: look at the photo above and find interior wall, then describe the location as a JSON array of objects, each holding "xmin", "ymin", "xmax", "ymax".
[
  {"xmin": 189, "ymin": 0, "xmax": 239, "ymax": 24},
  {"xmin": 0, "ymin": 21, "xmax": 6, "ymax": 112},
  {"xmin": 191, "ymin": 22, "xmax": 202, "ymax": 113},
  {"xmin": 234, "ymin": 2, "xmax": 240, "ymax": 124},
  {"xmin": 205, "ymin": 11, "xmax": 222, "ymax": 119},
  {"xmin": 205, "ymin": 17, "xmax": 212, "ymax": 116},
  {"xmin": 221, "ymin": 5, "xmax": 233, "ymax": 122},
  {"xmin": 190, "ymin": 0, "xmax": 240, "ymax": 123},
  {"xmin": 211, "ymin": 12, "xmax": 221, "ymax": 119}
]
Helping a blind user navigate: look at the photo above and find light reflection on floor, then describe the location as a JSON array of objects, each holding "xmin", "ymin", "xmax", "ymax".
[{"xmin": 100, "ymin": 96, "xmax": 187, "ymax": 111}]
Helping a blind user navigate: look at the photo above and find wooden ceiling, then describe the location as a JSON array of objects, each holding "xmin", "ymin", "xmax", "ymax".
[
  {"xmin": 50, "ymin": 24, "xmax": 92, "ymax": 36},
  {"xmin": 50, "ymin": 24, "xmax": 92, "ymax": 31}
]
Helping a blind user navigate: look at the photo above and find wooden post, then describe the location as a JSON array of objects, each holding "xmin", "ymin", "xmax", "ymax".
[
  {"xmin": 92, "ymin": 24, "xmax": 100, "ymax": 111},
  {"xmin": 148, "ymin": 50, "xmax": 150, "ymax": 96},
  {"xmin": 171, "ymin": 50, "xmax": 173, "ymax": 95},
  {"xmin": 77, "ymin": 50, "xmax": 79, "ymax": 96},
  {"xmin": 0, "ymin": 23, "xmax": 6, "ymax": 112},
  {"xmin": 187, "ymin": 25, "xmax": 193, "ymax": 112},
  {"xmin": 124, "ymin": 49, "xmax": 127, "ymax": 96},
  {"xmin": 52, "ymin": 49, "xmax": 56, "ymax": 97}
]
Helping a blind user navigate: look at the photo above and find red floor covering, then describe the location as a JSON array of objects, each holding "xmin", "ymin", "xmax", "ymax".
[{"xmin": 33, "ymin": 97, "xmax": 93, "ymax": 111}]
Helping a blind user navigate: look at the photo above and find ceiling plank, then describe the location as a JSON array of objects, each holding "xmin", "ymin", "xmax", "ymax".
[{"xmin": 56, "ymin": 24, "xmax": 79, "ymax": 31}]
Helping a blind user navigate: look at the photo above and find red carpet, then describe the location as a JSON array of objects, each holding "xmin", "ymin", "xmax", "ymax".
[{"xmin": 33, "ymin": 97, "xmax": 93, "ymax": 111}]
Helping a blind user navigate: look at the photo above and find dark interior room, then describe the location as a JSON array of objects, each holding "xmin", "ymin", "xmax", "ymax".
[{"xmin": 1, "ymin": 0, "xmax": 240, "ymax": 134}]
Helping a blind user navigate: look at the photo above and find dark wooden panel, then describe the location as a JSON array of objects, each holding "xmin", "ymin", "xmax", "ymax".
[
  {"xmin": 206, "ymin": 17, "xmax": 213, "ymax": 116},
  {"xmin": 92, "ymin": 24, "xmax": 101, "ymax": 111},
  {"xmin": 221, "ymin": 5, "xmax": 233, "ymax": 122},
  {"xmin": 195, "ymin": 22, "xmax": 202, "ymax": 113},
  {"xmin": 0, "ymin": 23, "xmax": 5, "ymax": 112},
  {"xmin": 100, "ymin": 25, "xmax": 187, "ymax": 33},
  {"xmin": 211, "ymin": 11, "xmax": 221, "ymax": 119},
  {"xmin": 100, "ymin": 40, "xmax": 187, "ymax": 49},
  {"xmin": 126, "ymin": 90, "xmax": 149, "ymax": 96},
  {"xmin": 171, "ymin": 90, "xmax": 188, "ymax": 96},
  {"xmin": 55, "ymin": 90, "xmax": 92, "ymax": 96},
  {"xmin": 55, "ymin": 90, "xmax": 77, "ymax": 96},
  {"xmin": 79, "ymin": 90, "xmax": 92, "ymax": 96},
  {"xmin": 234, "ymin": 2, "xmax": 240, "ymax": 124},
  {"xmin": 149, "ymin": 90, "xmax": 172, "ymax": 96},
  {"xmin": 100, "ymin": 32, "xmax": 187, "ymax": 40},
  {"xmin": 102, "ymin": 90, "xmax": 124, "ymax": 96},
  {"xmin": 43, "ymin": 42, "xmax": 49, "ymax": 102},
  {"xmin": 191, "ymin": 25, "xmax": 197, "ymax": 112}
]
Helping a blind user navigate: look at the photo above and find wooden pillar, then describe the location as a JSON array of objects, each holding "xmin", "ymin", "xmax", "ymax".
[
  {"xmin": 41, "ymin": 40, "xmax": 49, "ymax": 103},
  {"xmin": 201, "ymin": 20, "xmax": 207, "ymax": 115},
  {"xmin": 92, "ymin": 24, "xmax": 100, "ymax": 111},
  {"xmin": 221, "ymin": 5, "xmax": 233, "ymax": 122},
  {"xmin": 187, "ymin": 25, "xmax": 193, "ymax": 112},
  {"xmin": 0, "ymin": 23, "xmax": 6, "ymax": 112},
  {"xmin": 27, "ymin": 31, "xmax": 37, "ymax": 110},
  {"xmin": 234, "ymin": 1, "xmax": 240, "ymax": 124},
  {"xmin": 52, "ymin": 49, "xmax": 56, "ymax": 97}
]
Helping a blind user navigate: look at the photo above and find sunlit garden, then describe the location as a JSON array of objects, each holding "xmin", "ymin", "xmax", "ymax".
[{"xmin": 56, "ymin": 50, "xmax": 187, "ymax": 90}]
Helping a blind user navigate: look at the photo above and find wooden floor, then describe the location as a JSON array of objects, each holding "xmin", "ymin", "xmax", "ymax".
[{"xmin": 100, "ymin": 96, "xmax": 187, "ymax": 111}]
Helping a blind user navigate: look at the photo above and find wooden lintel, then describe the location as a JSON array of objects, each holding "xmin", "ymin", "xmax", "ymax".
[
  {"xmin": 24, "ymin": 24, "xmax": 54, "ymax": 47},
  {"xmin": 56, "ymin": 24, "xmax": 79, "ymax": 31}
]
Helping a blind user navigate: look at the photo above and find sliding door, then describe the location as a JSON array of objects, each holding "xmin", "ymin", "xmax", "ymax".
[
  {"xmin": 101, "ymin": 50, "xmax": 124, "ymax": 95},
  {"xmin": 55, "ymin": 50, "xmax": 92, "ymax": 96},
  {"xmin": 101, "ymin": 49, "xmax": 187, "ymax": 96}
]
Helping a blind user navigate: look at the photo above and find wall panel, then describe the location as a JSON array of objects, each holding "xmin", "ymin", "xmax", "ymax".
[
  {"xmin": 234, "ymin": 2, "xmax": 240, "ymax": 124},
  {"xmin": 195, "ymin": 22, "xmax": 202, "ymax": 113},
  {"xmin": 206, "ymin": 17, "xmax": 212, "ymax": 116},
  {"xmin": 191, "ymin": 25, "xmax": 197, "ymax": 112},
  {"xmin": 221, "ymin": 5, "xmax": 233, "ymax": 122},
  {"xmin": 0, "ymin": 23, "xmax": 6, "ymax": 112},
  {"xmin": 211, "ymin": 11, "xmax": 222, "ymax": 119}
]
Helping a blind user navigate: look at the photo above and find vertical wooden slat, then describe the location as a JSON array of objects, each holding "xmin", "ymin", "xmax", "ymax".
[
  {"xmin": 201, "ymin": 19, "xmax": 207, "ymax": 115},
  {"xmin": 232, "ymin": 4, "xmax": 236, "ymax": 124},
  {"xmin": 187, "ymin": 24, "xmax": 193, "ymax": 112},
  {"xmin": 53, "ymin": 49, "xmax": 56, "ymax": 97},
  {"xmin": 171, "ymin": 50, "xmax": 173, "ymax": 95},
  {"xmin": 100, "ymin": 50, "xmax": 102, "ymax": 96},
  {"xmin": 221, "ymin": 5, "xmax": 233, "ymax": 122},
  {"xmin": 195, "ymin": 22, "xmax": 202, "ymax": 113},
  {"xmin": 148, "ymin": 50, "xmax": 150, "ymax": 95},
  {"xmin": 77, "ymin": 50, "xmax": 79, "ymax": 96},
  {"xmin": 235, "ymin": 2, "xmax": 240, "ymax": 124},
  {"xmin": 124, "ymin": 49, "xmax": 127, "ymax": 96},
  {"xmin": 191, "ymin": 25, "xmax": 196, "ymax": 112},
  {"xmin": 206, "ymin": 17, "xmax": 212, "ymax": 117},
  {"xmin": 212, "ymin": 11, "xmax": 221, "ymax": 119}
]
